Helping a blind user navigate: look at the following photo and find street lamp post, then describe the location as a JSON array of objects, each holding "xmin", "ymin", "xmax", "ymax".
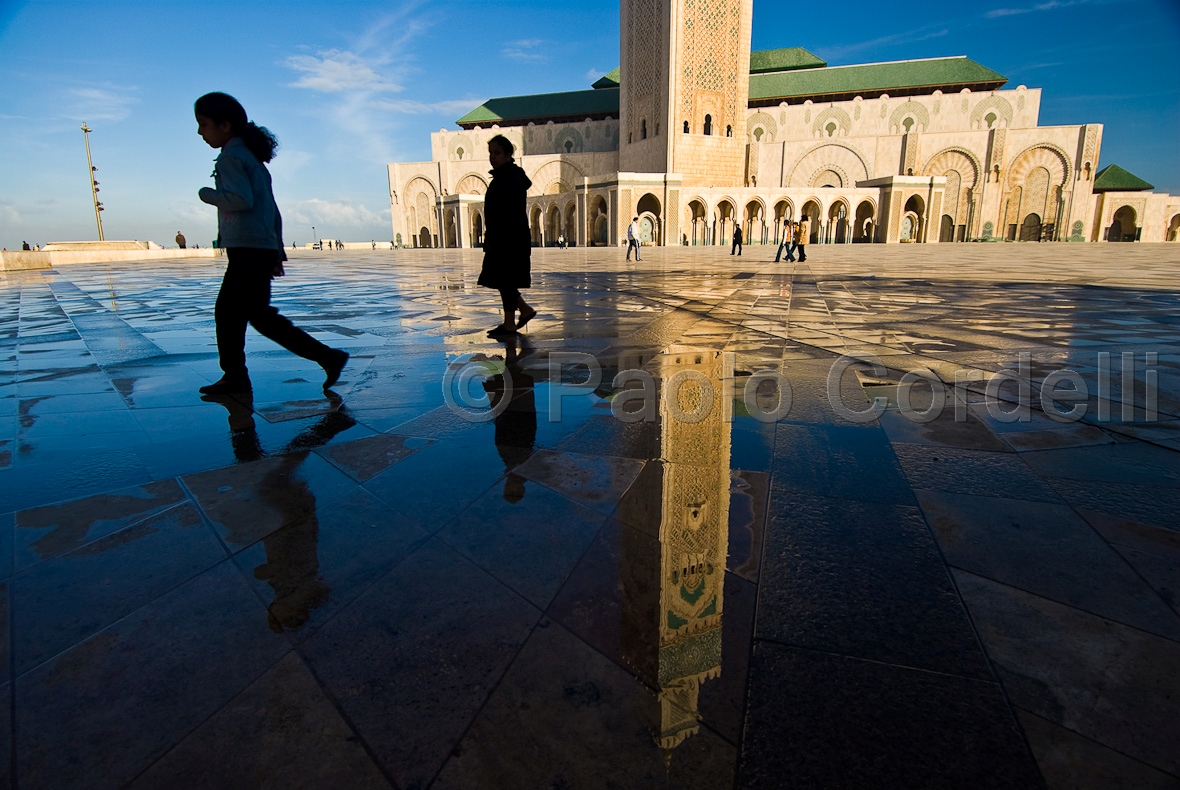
[{"xmin": 81, "ymin": 123, "xmax": 105, "ymax": 241}]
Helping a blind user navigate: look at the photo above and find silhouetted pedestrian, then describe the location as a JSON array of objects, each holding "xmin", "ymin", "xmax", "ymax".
[
  {"xmin": 176, "ymin": 231, "xmax": 187, "ymax": 249},
  {"xmin": 626, "ymin": 217, "xmax": 642, "ymax": 261},
  {"xmin": 731, "ymin": 224, "xmax": 743, "ymax": 255},
  {"xmin": 193, "ymin": 91, "xmax": 348, "ymax": 396},
  {"xmin": 479, "ymin": 134, "xmax": 536, "ymax": 336},
  {"xmin": 21, "ymin": 241, "xmax": 30, "ymax": 250}
]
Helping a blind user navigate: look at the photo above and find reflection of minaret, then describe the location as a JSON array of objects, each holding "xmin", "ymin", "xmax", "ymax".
[{"xmin": 619, "ymin": 348, "xmax": 731, "ymax": 751}]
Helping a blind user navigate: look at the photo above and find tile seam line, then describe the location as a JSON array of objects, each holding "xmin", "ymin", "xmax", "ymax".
[
  {"xmin": 949, "ymin": 567, "xmax": 1180, "ymax": 645},
  {"xmin": 1013, "ymin": 707, "xmax": 1180, "ymax": 780}
]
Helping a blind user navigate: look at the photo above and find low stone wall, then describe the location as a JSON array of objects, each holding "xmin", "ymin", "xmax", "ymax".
[{"xmin": 0, "ymin": 251, "xmax": 52, "ymax": 271}]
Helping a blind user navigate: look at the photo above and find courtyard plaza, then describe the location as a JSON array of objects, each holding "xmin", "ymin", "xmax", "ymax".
[{"xmin": 0, "ymin": 242, "xmax": 1178, "ymax": 789}]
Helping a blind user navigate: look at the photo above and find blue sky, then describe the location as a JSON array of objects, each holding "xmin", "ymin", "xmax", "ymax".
[{"xmin": 1, "ymin": 0, "xmax": 1177, "ymax": 248}]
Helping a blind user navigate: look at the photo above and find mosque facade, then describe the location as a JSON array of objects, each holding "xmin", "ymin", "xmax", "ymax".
[{"xmin": 386, "ymin": 0, "xmax": 1179, "ymax": 249}]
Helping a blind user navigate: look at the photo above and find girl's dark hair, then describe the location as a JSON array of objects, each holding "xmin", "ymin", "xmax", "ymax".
[
  {"xmin": 194, "ymin": 92, "xmax": 279, "ymax": 163},
  {"xmin": 488, "ymin": 134, "xmax": 515, "ymax": 158}
]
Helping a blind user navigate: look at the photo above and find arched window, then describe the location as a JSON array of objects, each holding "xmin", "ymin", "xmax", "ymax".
[
  {"xmin": 655, "ymin": 122, "xmax": 659, "ymax": 136},
  {"xmin": 456, "ymin": 147, "xmax": 464, "ymax": 160},
  {"xmin": 564, "ymin": 140, "xmax": 573, "ymax": 153},
  {"xmin": 726, "ymin": 125, "xmax": 733, "ymax": 137},
  {"xmin": 628, "ymin": 133, "xmax": 633, "ymax": 144},
  {"xmin": 753, "ymin": 127, "xmax": 763, "ymax": 141},
  {"xmin": 683, "ymin": 120, "xmax": 689, "ymax": 133},
  {"xmin": 984, "ymin": 112, "xmax": 997, "ymax": 129},
  {"xmin": 640, "ymin": 119, "xmax": 647, "ymax": 140},
  {"xmin": 703, "ymin": 114, "xmax": 713, "ymax": 135},
  {"xmin": 902, "ymin": 117, "xmax": 914, "ymax": 133},
  {"xmin": 825, "ymin": 122, "xmax": 836, "ymax": 138}
]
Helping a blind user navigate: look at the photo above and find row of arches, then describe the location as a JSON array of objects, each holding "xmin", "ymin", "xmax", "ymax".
[{"xmin": 681, "ymin": 195, "xmax": 879, "ymax": 246}]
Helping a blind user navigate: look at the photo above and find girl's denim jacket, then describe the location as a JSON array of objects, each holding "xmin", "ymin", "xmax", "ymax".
[{"xmin": 198, "ymin": 138, "xmax": 285, "ymax": 256}]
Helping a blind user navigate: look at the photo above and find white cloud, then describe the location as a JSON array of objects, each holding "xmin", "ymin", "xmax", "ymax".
[
  {"xmin": 502, "ymin": 39, "xmax": 549, "ymax": 62},
  {"xmin": 286, "ymin": 50, "xmax": 403, "ymax": 94},
  {"xmin": 60, "ymin": 84, "xmax": 140, "ymax": 122},
  {"xmin": 985, "ymin": 0, "xmax": 1113, "ymax": 17},
  {"xmin": 286, "ymin": 198, "xmax": 390, "ymax": 228},
  {"xmin": 374, "ymin": 98, "xmax": 484, "ymax": 115},
  {"xmin": 585, "ymin": 68, "xmax": 606, "ymax": 82},
  {"xmin": 815, "ymin": 28, "xmax": 949, "ymax": 61},
  {"xmin": 268, "ymin": 149, "xmax": 314, "ymax": 182}
]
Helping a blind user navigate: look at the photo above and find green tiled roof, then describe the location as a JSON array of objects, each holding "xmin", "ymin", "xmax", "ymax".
[
  {"xmin": 749, "ymin": 47, "xmax": 826, "ymax": 74},
  {"xmin": 456, "ymin": 88, "xmax": 620, "ymax": 127},
  {"xmin": 592, "ymin": 67, "xmax": 621, "ymax": 89},
  {"xmin": 454, "ymin": 55, "xmax": 1006, "ymax": 127},
  {"xmin": 749, "ymin": 56, "xmax": 1006, "ymax": 103},
  {"xmin": 1093, "ymin": 164, "xmax": 1154, "ymax": 192}
]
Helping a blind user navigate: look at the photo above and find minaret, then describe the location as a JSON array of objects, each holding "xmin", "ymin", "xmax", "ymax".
[{"xmin": 619, "ymin": 0, "xmax": 753, "ymax": 187}]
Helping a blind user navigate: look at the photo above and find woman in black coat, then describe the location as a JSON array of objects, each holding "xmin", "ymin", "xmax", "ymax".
[{"xmin": 479, "ymin": 135, "xmax": 537, "ymax": 336}]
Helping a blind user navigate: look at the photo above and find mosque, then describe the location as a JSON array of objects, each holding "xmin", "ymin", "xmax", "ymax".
[{"xmin": 386, "ymin": 0, "xmax": 1179, "ymax": 249}]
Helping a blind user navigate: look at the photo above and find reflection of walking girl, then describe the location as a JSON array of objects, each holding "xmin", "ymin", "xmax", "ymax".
[
  {"xmin": 479, "ymin": 135, "xmax": 537, "ymax": 337},
  {"xmin": 194, "ymin": 92, "xmax": 348, "ymax": 395}
]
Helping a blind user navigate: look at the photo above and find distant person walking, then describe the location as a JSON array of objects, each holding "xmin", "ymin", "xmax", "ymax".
[
  {"xmin": 479, "ymin": 134, "xmax": 537, "ymax": 337},
  {"xmin": 774, "ymin": 219, "xmax": 793, "ymax": 262},
  {"xmin": 626, "ymin": 217, "xmax": 642, "ymax": 261},
  {"xmin": 796, "ymin": 215, "xmax": 810, "ymax": 262},
  {"xmin": 176, "ymin": 231, "xmax": 187, "ymax": 249},
  {"xmin": 21, "ymin": 241, "xmax": 30, "ymax": 250},
  {"xmin": 731, "ymin": 224, "xmax": 743, "ymax": 256},
  {"xmin": 193, "ymin": 92, "xmax": 348, "ymax": 396}
]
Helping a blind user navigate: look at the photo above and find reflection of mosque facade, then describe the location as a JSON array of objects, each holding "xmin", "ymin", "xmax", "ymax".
[
  {"xmin": 387, "ymin": 0, "xmax": 1179, "ymax": 249},
  {"xmin": 618, "ymin": 349, "xmax": 731, "ymax": 750}
]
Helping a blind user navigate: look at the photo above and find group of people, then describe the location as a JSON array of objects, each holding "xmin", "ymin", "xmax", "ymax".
[
  {"xmin": 774, "ymin": 215, "xmax": 810, "ymax": 263},
  {"xmin": 192, "ymin": 93, "xmax": 537, "ymax": 396}
]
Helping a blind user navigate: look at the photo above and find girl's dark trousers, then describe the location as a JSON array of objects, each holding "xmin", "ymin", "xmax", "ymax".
[
  {"xmin": 499, "ymin": 288, "xmax": 521, "ymax": 315},
  {"xmin": 215, "ymin": 248, "xmax": 332, "ymax": 379}
]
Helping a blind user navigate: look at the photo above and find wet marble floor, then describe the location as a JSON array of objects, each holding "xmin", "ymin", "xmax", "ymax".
[{"xmin": 1, "ymin": 243, "xmax": 1179, "ymax": 788}]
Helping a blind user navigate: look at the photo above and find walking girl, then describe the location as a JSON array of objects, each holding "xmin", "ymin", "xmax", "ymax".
[
  {"xmin": 194, "ymin": 92, "xmax": 348, "ymax": 395},
  {"xmin": 478, "ymin": 135, "xmax": 537, "ymax": 337}
]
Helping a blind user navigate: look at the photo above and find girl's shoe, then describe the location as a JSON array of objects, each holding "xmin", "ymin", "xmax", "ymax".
[{"xmin": 516, "ymin": 308, "xmax": 538, "ymax": 330}]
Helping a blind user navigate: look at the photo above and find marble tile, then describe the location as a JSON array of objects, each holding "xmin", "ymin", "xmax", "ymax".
[
  {"xmin": 314, "ymin": 432, "xmax": 432, "ymax": 482},
  {"xmin": 1017, "ymin": 710, "xmax": 1179, "ymax": 790},
  {"xmin": 918, "ymin": 490, "xmax": 1180, "ymax": 639},
  {"xmin": 1047, "ymin": 478, "xmax": 1180, "ymax": 534},
  {"xmin": 738, "ymin": 641, "xmax": 1041, "ymax": 789},
  {"xmin": 894, "ymin": 443, "xmax": 1062, "ymax": 502},
  {"xmin": 0, "ymin": 448, "xmax": 154, "ymax": 524},
  {"xmin": 126, "ymin": 653, "xmax": 390, "ymax": 790},
  {"xmin": 955, "ymin": 570, "xmax": 1180, "ymax": 776},
  {"xmin": 12, "ymin": 502, "xmax": 227, "ymax": 674},
  {"xmin": 759, "ymin": 492, "xmax": 990, "ymax": 678},
  {"xmin": 233, "ymin": 486, "xmax": 428, "ymax": 638},
  {"xmin": 436, "ymin": 481, "xmax": 605, "ymax": 608},
  {"xmin": 16, "ymin": 561, "xmax": 289, "ymax": 789},
  {"xmin": 771, "ymin": 422, "xmax": 916, "ymax": 506},
  {"xmin": 433, "ymin": 621, "xmax": 737, "ymax": 790},
  {"xmin": 875, "ymin": 404, "xmax": 1011, "ymax": 451},
  {"xmin": 13, "ymin": 479, "xmax": 186, "ymax": 570},
  {"xmin": 1020, "ymin": 441, "xmax": 1180, "ymax": 487},
  {"xmin": 299, "ymin": 539, "xmax": 538, "ymax": 790},
  {"xmin": 514, "ymin": 449, "xmax": 644, "ymax": 514},
  {"xmin": 183, "ymin": 452, "xmax": 359, "ymax": 550}
]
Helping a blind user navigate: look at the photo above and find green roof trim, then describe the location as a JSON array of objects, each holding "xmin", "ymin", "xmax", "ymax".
[
  {"xmin": 592, "ymin": 67, "xmax": 620, "ymax": 89},
  {"xmin": 456, "ymin": 87, "xmax": 619, "ymax": 127},
  {"xmin": 749, "ymin": 47, "xmax": 826, "ymax": 74},
  {"xmin": 1093, "ymin": 164, "xmax": 1154, "ymax": 192},
  {"xmin": 749, "ymin": 56, "xmax": 1006, "ymax": 103}
]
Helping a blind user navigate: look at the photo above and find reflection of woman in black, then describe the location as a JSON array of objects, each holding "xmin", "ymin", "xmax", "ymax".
[
  {"xmin": 483, "ymin": 337, "xmax": 537, "ymax": 502},
  {"xmin": 479, "ymin": 135, "xmax": 537, "ymax": 337}
]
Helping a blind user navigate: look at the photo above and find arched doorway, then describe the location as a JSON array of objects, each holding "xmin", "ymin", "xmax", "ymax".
[
  {"xmin": 546, "ymin": 204, "xmax": 561, "ymax": 246},
  {"xmin": 773, "ymin": 199, "xmax": 793, "ymax": 243},
  {"xmin": 1169, "ymin": 214, "xmax": 1180, "ymax": 242},
  {"xmin": 418, "ymin": 227, "xmax": 431, "ymax": 248},
  {"xmin": 564, "ymin": 202, "xmax": 577, "ymax": 245},
  {"xmin": 637, "ymin": 193, "xmax": 662, "ymax": 246},
  {"xmin": 530, "ymin": 206, "xmax": 544, "ymax": 246},
  {"xmin": 828, "ymin": 202, "xmax": 849, "ymax": 243},
  {"xmin": 801, "ymin": 200, "xmax": 821, "ymax": 243},
  {"xmin": 473, "ymin": 213, "xmax": 484, "ymax": 247},
  {"xmin": 687, "ymin": 200, "xmax": 707, "ymax": 245},
  {"xmin": 902, "ymin": 195, "xmax": 925, "ymax": 242},
  {"xmin": 854, "ymin": 201, "xmax": 874, "ymax": 243},
  {"xmin": 588, "ymin": 196, "xmax": 608, "ymax": 245},
  {"xmin": 1020, "ymin": 213, "xmax": 1042, "ymax": 242},
  {"xmin": 716, "ymin": 200, "xmax": 736, "ymax": 246},
  {"xmin": 745, "ymin": 200, "xmax": 765, "ymax": 245},
  {"xmin": 444, "ymin": 208, "xmax": 457, "ymax": 248},
  {"xmin": 940, "ymin": 214, "xmax": 954, "ymax": 242},
  {"xmin": 1109, "ymin": 205, "xmax": 1136, "ymax": 242}
]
